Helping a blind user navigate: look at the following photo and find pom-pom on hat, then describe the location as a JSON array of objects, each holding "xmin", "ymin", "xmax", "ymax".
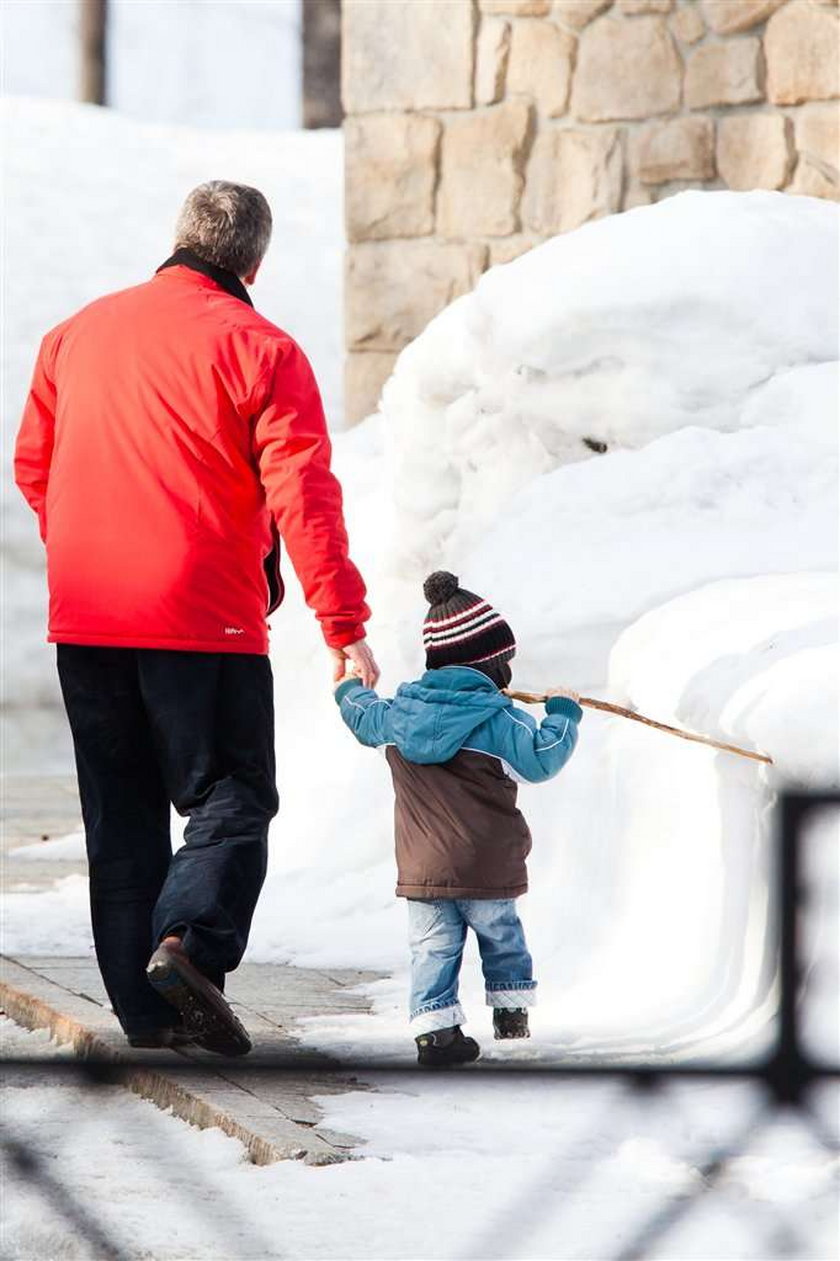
[{"xmin": 422, "ymin": 571, "xmax": 516, "ymax": 671}]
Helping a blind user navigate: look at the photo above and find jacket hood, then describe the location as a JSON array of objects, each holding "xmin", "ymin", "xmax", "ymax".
[{"xmin": 389, "ymin": 666, "xmax": 512, "ymax": 764}]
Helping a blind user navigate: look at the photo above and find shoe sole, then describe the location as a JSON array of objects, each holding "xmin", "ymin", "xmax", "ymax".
[
  {"xmin": 417, "ymin": 1046, "xmax": 482, "ymax": 1068},
  {"xmin": 146, "ymin": 946, "xmax": 251, "ymax": 1057},
  {"xmin": 493, "ymin": 1031, "xmax": 531, "ymax": 1040},
  {"xmin": 127, "ymin": 1030, "xmax": 195, "ymax": 1050}
]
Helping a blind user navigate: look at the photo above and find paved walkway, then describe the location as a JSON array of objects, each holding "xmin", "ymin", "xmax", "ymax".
[{"xmin": 1, "ymin": 776, "xmax": 384, "ymax": 1165}]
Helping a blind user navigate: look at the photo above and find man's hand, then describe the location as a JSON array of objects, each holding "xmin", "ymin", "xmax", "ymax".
[
  {"xmin": 545, "ymin": 686, "xmax": 581, "ymax": 704},
  {"xmin": 330, "ymin": 639, "xmax": 380, "ymax": 689}
]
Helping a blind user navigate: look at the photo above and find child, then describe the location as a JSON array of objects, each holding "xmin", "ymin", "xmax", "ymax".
[{"xmin": 334, "ymin": 571, "xmax": 582, "ymax": 1067}]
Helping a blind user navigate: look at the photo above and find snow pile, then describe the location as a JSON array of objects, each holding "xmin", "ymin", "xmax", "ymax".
[
  {"xmin": 382, "ymin": 191, "xmax": 836, "ymax": 570},
  {"xmin": 611, "ymin": 573, "xmax": 839, "ymax": 788}
]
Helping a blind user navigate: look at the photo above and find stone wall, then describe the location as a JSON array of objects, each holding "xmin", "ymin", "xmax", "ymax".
[{"xmin": 343, "ymin": 0, "xmax": 839, "ymax": 422}]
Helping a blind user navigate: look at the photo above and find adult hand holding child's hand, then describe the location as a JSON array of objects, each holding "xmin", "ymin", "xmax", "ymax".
[{"xmin": 330, "ymin": 638, "xmax": 380, "ymax": 689}]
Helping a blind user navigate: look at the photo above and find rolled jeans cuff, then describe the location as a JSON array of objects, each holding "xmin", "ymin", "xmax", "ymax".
[
  {"xmin": 410, "ymin": 1002, "xmax": 466, "ymax": 1034},
  {"xmin": 485, "ymin": 983, "xmax": 537, "ymax": 1009}
]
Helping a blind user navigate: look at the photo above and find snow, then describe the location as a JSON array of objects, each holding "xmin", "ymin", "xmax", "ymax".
[
  {"xmin": 8, "ymin": 832, "xmax": 86, "ymax": 862},
  {"xmin": 382, "ymin": 191, "xmax": 837, "ymax": 573},
  {"xmin": 610, "ymin": 573, "xmax": 839, "ymax": 787},
  {"xmin": 3, "ymin": 1019, "xmax": 838, "ymax": 1260},
  {"xmin": 1, "ymin": 0, "xmax": 302, "ymax": 130}
]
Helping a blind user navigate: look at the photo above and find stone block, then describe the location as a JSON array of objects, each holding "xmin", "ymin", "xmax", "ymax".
[
  {"xmin": 437, "ymin": 101, "xmax": 533, "ymax": 237},
  {"xmin": 765, "ymin": 1, "xmax": 840, "ymax": 105},
  {"xmin": 617, "ymin": 0, "xmax": 673, "ymax": 12},
  {"xmin": 572, "ymin": 15, "xmax": 683, "ymax": 120},
  {"xmin": 789, "ymin": 102, "xmax": 840, "ymax": 197},
  {"xmin": 481, "ymin": 0, "xmax": 551, "ymax": 12},
  {"xmin": 788, "ymin": 156, "xmax": 839, "ymax": 196},
  {"xmin": 476, "ymin": 17, "xmax": 511, "ymax": 105},
  {"xmin": 685, "ymin": 37, "xmax": 763, "ymax": 108},
  {"xmin": 345, "ymin": 352, "xmax": 399, "ymax": 423},
  {"xmin": 342, "ymin": 0, "xmax": 474, "ymax": 112},
  {"xmin": 630, "ymin": 115, "xmax": 716, "ymax": 182},
  {"xmin": 345, "ymin": 114, "xmax": 441, "ymax": 242},
  {"xmin": 553, "ymin": 0, "xmax": 612, "ymax": 26},
  {"xmin": 522, "ymin": 126, "xmax": 623, "ymax": 232},
  {"xmin": 346, "ymin": 241, "xmax": 487, "ymax": 352},
  {"xmin": 489, "ymin": 235, "xmax": 544, "ymax": 265},
  {"xmin": 623, "ymin": 183, "xmax": 656, "ymax": 209},
  {"xmin": 508, "ymin": 19, "xmax": 576, "ymax": 116},
  {"xmin": 702, "ymin": 0, "xmax": 785, "ymax": 33},
  {"xmin": 717, "ymin": 111, "xmax": 794, "ymax": 188},
  {"xmin": 670, "ymin": 3, "xmax": 706, "ymax": 42}
]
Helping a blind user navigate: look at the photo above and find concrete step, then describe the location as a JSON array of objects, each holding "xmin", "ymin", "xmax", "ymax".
[{"xmin": 1, "ymin": 954, "xmax": 383, "ymax": 1166}]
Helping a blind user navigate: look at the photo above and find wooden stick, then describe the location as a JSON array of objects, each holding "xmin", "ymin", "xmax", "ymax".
[{"xmin": 504, "ymin": 690, "xmax": 774, "ymax": 765}]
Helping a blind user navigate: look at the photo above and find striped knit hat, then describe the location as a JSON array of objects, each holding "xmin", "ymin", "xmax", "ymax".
[{"xmin": 422, "ymin": 572, "xmax": 516, "ymax": 671}]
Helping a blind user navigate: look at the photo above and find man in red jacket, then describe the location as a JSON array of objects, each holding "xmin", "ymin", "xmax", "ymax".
[{"xmin": 15, "ymin": 180, "xmax": 378, "ymax": 1055}]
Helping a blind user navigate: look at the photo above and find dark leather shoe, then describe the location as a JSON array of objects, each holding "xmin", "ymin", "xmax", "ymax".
[
  {"xmin": 146, "ymin": 942, "xmax": 251, "ymax": 1057},
  {"xmin": 126, "ymin": 1023, "xmax": 195, "ymax": 1050},
  {"xmin": 415, "ymin": 1025, "xmax": 480, "ymax": 1067}
]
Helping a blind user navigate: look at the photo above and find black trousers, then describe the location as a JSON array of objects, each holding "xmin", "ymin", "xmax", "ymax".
[{"xmin": 57, "ymin": 646, "xmax": 279, "ymax": 1035}]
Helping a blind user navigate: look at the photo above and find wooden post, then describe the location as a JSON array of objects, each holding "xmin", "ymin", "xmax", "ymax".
[
  {"xmin": 80, "ymin": 0, "xmax": 108, "ymax": 106},
  {"xmin": 302, "ymin": 0, "xmax": 342, "ymax": 129}
]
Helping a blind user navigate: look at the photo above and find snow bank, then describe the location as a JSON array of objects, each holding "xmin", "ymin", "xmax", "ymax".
[
  {"xmin": 382, "ymin": 191, "xmax": 837, "ymax": 570},
  {"xmin": 463, "ymin": 375, "xmax": 838, "ymax": 689},
  {"xmin": 611, "ymin": 573, "xmax": 840, "ymax": 788},
  {"xmin": 551, "ymin": 573, "xmax": 838, "ymax": 1056}
]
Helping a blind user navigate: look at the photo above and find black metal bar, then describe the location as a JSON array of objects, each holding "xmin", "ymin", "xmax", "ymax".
[
  {"xmin": 763, "ymin": 790, "xmax": 840, "ymax": 1103},
  {"xmin": 615, "ymin": 1105, "xmax": 775, "ymax": 1261},
  {"xmin": 1, "ymin": 1054, "xmax": 837, "ymax": 1078},
  {"xmin": 1, "ymin": 1132, "xmax": 128, "ymax": 1260}
]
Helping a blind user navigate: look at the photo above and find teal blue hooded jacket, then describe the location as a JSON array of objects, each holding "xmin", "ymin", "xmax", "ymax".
[{"xmin": 335, "ymin": 665, "xmax": 582, "ymax": 784}]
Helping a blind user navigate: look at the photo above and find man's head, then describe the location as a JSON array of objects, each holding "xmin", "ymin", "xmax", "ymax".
[{"xmin": 174, "ymin": 181, "xmax": 272, "ymax": 284}]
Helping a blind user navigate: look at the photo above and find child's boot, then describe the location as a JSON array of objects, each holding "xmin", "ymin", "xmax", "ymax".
[
  {"xmin": 415, "ymin": 1025, "xmax": 481, "ymax": 1067},
  {"xmin": 493, "ymin": 1008, "xmax": 530, "ymax": 1040}
]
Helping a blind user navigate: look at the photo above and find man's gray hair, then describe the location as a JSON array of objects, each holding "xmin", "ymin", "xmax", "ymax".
[{"xmin": 174, "ymin": 181, "xmax": 272, "ymax": 278}]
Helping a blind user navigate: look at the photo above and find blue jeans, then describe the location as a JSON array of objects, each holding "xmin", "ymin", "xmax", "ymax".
[{"xmin": 407, "ymin": 898, "xmax": 536, "ymax": 1034}]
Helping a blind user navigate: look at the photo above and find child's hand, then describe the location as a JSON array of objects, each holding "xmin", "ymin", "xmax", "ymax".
[
  {"xmin": 333, "ymin": 666, "xmax": 360, "ymax": 692},
  {"xmin": 545, "ymin": 686, "xmax": 581, "ymax": 704}
]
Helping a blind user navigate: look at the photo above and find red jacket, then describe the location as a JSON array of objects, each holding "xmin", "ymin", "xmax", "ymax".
[{"xmin": 14, "ymin": 261, "xmax": 369, "ymax": 655}]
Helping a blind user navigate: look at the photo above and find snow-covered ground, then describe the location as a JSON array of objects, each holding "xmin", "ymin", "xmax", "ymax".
[
  {"xmin": 3, "ymin": 97, "xmax": 839, "ymax": 1260},
  {"xmin": 3, "ymin": 1019, "xmax": 838, "ymax": 1261}
]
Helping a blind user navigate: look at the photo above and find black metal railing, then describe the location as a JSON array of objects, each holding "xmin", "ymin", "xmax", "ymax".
[{"xmin": 2, "ymin": 789, "xmax": 838, "ymax": 1260}]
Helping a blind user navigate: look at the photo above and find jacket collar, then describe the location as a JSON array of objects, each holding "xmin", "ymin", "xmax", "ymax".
[
  {"xmin": 420, "ymin": 666, "xmax": 500, "ymax": 693},
  {"xmin": 156, "ymin": 248, "xmax": 253, "ymax": 307}
]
